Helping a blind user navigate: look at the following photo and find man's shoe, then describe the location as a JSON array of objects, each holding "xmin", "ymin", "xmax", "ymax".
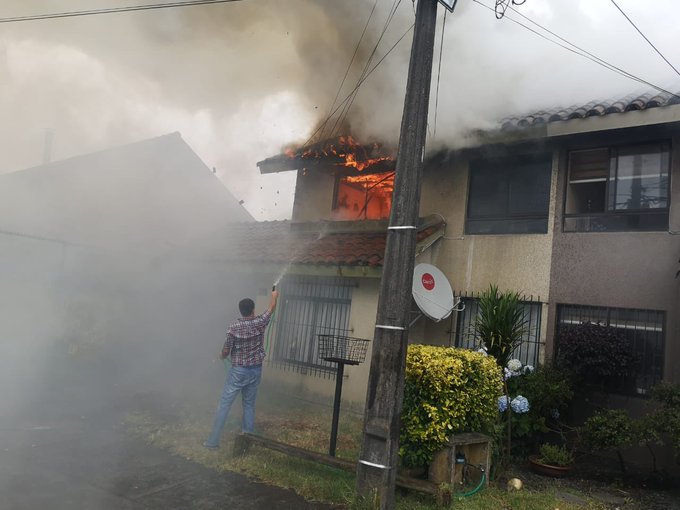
[{"xmin": 202, "ymin": 441, "xmax": 219, "ymax": 449}]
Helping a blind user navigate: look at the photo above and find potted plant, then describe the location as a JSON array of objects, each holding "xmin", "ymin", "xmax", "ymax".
[{"xmin": 528, "ymin": 443, "xmax": 574, "ymax": 477}]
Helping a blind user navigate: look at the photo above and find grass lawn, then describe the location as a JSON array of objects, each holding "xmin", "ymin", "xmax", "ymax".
[{"xmin": 124, "ymin": 382, "xmax": 631, "ymax": 509}]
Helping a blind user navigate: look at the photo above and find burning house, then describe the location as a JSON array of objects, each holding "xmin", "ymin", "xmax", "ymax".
[{"xmin": 215, "ymin": 91, "xmax": 680, "ymax": 407}]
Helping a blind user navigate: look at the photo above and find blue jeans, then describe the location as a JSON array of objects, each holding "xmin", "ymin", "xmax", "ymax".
[{"xmin": 205, "ymin": 365, "xmax": 262, "ymax": 447}]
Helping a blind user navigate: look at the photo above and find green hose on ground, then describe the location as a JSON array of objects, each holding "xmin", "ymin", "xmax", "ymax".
[{"xmin": 456, "ymin": 470, "xmax": 486, "ymax": 498}]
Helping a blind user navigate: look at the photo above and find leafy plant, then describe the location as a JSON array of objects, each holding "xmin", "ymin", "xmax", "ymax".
[
  {"xmin": 556, "ymin": 322, "xmax": 637, "ymax": 392},
  {"xmin": 399, "ymin": 345, "xmax": 502, "ymax": 468},
  {"xmin": 505, "ymin": 364, "xmax": 574, "ymax": 445},
  {"xmin": 537, "ymin": 443, "xmax": 573, "ymax": 467},
  {"xmin": 582, "ymin": 408, "xmax": 635, "ymax": 473},
  {"xmin": 475, "ymin": 285, "xmax": 527, "ymax": 369},
  {"xmin": 646, "ymin": 383, "xmax": 680, "ymax": 462}
]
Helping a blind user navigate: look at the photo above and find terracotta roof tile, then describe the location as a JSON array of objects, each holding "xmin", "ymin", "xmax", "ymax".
[
  {"xmin": 500, "ymin": 91, "xmax": 680, "ymax": 130},
  {"xmin": 221, "ymin": 219, "xmax": 443, "ymax": 268}
]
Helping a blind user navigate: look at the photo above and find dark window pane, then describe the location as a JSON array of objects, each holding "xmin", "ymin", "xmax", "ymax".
[
  {"xmin": 612, "ymin": 144, "xmax": 669, "ymax": 211},
  {"xmin": 466, "ymin": 154, "xmax": 551, "ymax": 234},
  {"xmin": 467, "ymin": 165, "xmax": 508, "ymax": 218}
]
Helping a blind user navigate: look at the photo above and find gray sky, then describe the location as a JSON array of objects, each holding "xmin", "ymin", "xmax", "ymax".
[{"xmin": 1, "ymin": 0, "xmax": 678, "ymax": 220}]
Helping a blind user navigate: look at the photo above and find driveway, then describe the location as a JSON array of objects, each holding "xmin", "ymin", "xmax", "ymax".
[{"xmin": 0, "ymin": 393, "xmax": 336, "ymax": 510}]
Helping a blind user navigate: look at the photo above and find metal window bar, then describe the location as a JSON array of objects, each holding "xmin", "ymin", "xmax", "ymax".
[
  {"xmin": 555, "ymin": 304, "xmax": 665, "ymax": 395},
  {"xmin": 269, "ymin": 275, "xmax": 355, "ymax": 379},
  {"xmin": 453, "ymin": 291, "xmax": 542, "ymax": 368}
]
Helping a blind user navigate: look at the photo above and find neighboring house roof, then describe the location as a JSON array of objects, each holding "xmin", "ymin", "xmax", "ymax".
[
  {"xmin": 204, "ymin": 215, "xmax": 445, "ymax": 269},
  {"xmin": 500, "ymin": 91, "xmax": 680, "ymax": 130},
  {"xmin": 0, "ymin": 132, "xmax": 252, "ymax": 248}
]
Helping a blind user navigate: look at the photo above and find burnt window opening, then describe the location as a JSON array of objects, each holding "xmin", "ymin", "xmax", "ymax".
[
  {"xmin": 564, "ymin": 142, "xmax": 670, "ymax": 232},
  {"xmin": 466, "ymin": 153, "xmax": 552, "ymax": 235},
  {"xmin": 332, "ymin": 171, "xmax": 394, "ymax": 220}
]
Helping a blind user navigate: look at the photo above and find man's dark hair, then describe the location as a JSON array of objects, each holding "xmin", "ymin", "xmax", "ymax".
[{"xmin": 239, "ymin": 298, "xmax": 255, "ymax": 317}]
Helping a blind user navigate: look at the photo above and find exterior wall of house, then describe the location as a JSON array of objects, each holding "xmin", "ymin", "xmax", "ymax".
[
  {"xmin": 418, "ymin": 152, "xmax": 559, "ymax": 359},
  {"xmin": 291, "ymin": 169, "xmax": 336, "ymax": 222},
  {"xmin": 546, "ymin": 132, "xmax": 680, "ymax": 384},
  {"xmin": 262, "ymin": 276, "xmax": 379, "ymax": 406}
]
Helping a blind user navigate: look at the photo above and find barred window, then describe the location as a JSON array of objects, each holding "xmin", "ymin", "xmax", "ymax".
[
  {"xmin": 454, "ymin": 295, "xmax": 542, "ymax": 367},
  {"xmin": 556, "ymin": 304, "xmax": 665, "ymax": 394},
  {"xmin": 270, "ymin": 276, "xmax": 355, "ymax": 378}
]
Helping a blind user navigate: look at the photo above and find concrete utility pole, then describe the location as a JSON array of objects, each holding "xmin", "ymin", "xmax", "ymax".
[{"xmin": 355, "ymin": 0, "xmax": 439, "ymax": 508}]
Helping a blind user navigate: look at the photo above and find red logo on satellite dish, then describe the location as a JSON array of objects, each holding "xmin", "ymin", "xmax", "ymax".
[{"xmin": 421, "ymin": 273, "xmax": 435, "ymax": 291}]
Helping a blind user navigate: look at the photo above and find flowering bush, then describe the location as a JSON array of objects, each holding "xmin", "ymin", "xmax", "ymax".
[
  {"xmin": 499, "ymin": 361, "xmax": 574, "ymax": 454},
  {"xmin": 511, "ymin": 395, "xmax": 530, "ymax": 414}
]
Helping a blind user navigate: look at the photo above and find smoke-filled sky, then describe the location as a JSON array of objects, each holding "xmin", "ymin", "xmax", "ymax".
[{"xmin": 1, "ymin": 0, "xmax": 678, "ymax": 220}]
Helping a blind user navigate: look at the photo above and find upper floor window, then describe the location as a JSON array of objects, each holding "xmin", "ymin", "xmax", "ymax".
[
  {"xmin": 564, "ymin": 142, "xmax": 670, "ymax": 232},
  {"xmin": 332, "ymin": 171, "xmax": 394, "ymax": 220},
  {"xmin": 466, "ymin": 154, "xmax": 552, "ymax": 234}
]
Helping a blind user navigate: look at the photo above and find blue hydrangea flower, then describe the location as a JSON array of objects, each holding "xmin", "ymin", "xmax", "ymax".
[
  {"xmin": 523, "ymin": 365, "xmax": 534, "ymax": 375},
  {"xmin": 497, "ymin": 395, "xmax": 509, "ymax": 413},
  {"xmin": 510, "ymin": 395, "xmax": 530, "ymax": 414},
  {"xmin": 550, "ymin": 408, "xmax": 560, "ymax": 420}
]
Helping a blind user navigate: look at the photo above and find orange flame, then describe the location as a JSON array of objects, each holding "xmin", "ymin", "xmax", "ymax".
[{"xmin": 284, "ymin": 136, "xmax": 394, "ymax": 172}]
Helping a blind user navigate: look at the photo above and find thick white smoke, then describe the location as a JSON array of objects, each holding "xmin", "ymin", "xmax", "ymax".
[{"xmin": 1, "ymin": 0, "xmax": 679, "ymax": 219}]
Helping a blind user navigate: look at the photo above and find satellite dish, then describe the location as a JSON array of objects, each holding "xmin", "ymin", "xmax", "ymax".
[{"xmin": 412, "ymin": 263, "xmax": 455, "ymax": 322}]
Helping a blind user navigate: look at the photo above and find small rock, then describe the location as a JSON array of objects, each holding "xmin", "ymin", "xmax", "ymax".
[{"xmin": 507, "ymin": 478, "xmax": 523, "ymax": 491}]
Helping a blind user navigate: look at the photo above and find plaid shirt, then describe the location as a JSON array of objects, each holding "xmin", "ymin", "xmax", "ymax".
[{"xmin": 222, "ymin": 309, "xmax": 272, "ymax": 367}]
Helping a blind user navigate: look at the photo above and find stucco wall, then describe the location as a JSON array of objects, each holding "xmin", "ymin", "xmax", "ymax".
[
  {"xmin": 547, "ymin": 134, "xmax": 680, "ymax": 383},
  {"xmin": 291, "ymin": 169, "xmax": 336, "ymax": 222},
  {"xmin": 419, "ymin": 153, "xmax": 558, "ymax": 298},
  {"xmin": 263, "ymin": 277, "xmax": 379, "ymax": 406},
  {"xmin": 419, "ymin": 151, "xmax": 559, "ymax": 356}
]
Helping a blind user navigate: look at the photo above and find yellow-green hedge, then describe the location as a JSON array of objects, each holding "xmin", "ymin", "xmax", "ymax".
[{"xmin": 399, "ymin": 344, "xmax": 502, "ymax": 467}]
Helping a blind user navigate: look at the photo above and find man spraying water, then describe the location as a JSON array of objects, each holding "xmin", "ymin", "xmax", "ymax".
[{"xmin": 204, "ymin": 289, "xmax": 279, "ymax": 448}]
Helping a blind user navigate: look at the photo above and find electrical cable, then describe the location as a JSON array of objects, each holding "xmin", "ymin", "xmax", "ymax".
[
  {"xmin": 301, "ymin": 22, "xmax": 415, "ymax": 147},
  {"xmin": 472, "ymin": 0, "xmax": 680, "ymax": 101},
  {"xmin": 317, "ymin": 0, "xmax": 379, "ymax": 142},
  {"xmin": 506, "ymin": 4, "xmax": 680, "ymax": 100},
  {"xmin": 0, "ymin": 0, "xmax": 243, "ymax": 24},
  {"xmin": 608, "ymin": 0, "xmax": 680, "ymax": 79},
  {"xmin": 330, "ymin": 0, "xmax": 404, "ymax": 139}
]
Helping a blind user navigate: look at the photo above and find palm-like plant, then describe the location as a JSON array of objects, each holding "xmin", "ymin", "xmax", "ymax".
[{"xmin": 475, "ymin": 285, "xmax": 527, "ymax": 368}]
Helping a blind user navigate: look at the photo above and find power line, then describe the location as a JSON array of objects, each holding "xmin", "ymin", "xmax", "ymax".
[
  {"xmin": 471, "ymin": 0, "xmax": 680, "ymax": 101},
  {"xmin": 301, "ymin": 22, "xmax": 415, "ymax": 146},
  {"xmin": 330, "ymin": 0, "xmax": 404, "ymax": 139},
  {"xmin": 0, "ymin": 0, "xmax": 243, "ymax": 24},
  {"xmin": 608, "ymin": 0, "xmax": 680, "ymax": 79},
  {"xmin": 318, "ymin": 0, "xmax": 379, "ymax": 142}
]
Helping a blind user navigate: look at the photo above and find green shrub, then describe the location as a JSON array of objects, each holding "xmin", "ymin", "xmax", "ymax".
[
  {"xmin": 556, "ymin": 323, "xmax": 637, "ymax": 392},
  {"xmin": 582, "ymin": 408, "xmax": 635, "ymax": 473},
  {"xmin": 648, "ymin": 383, "xmax": 680, "ymax": 458},
  {"xmin": 538, "ymin": 443, "xmax": 573, "ymax": 467},
  {"xmin": 399, "ymin": 344, "xmax": 502, "ymax": 468},
  {"xmin": 505, "ymin": 364, "xmax": 574, "ymax": 442},
  {"xmin": 475, "ymin": 285, "xmax": 527, "ymax": 368}
]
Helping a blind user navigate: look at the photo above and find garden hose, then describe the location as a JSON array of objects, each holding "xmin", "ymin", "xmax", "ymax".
[{"xmin": 457, "ymin": 465, "xmax": 486, "ymax": 499}]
